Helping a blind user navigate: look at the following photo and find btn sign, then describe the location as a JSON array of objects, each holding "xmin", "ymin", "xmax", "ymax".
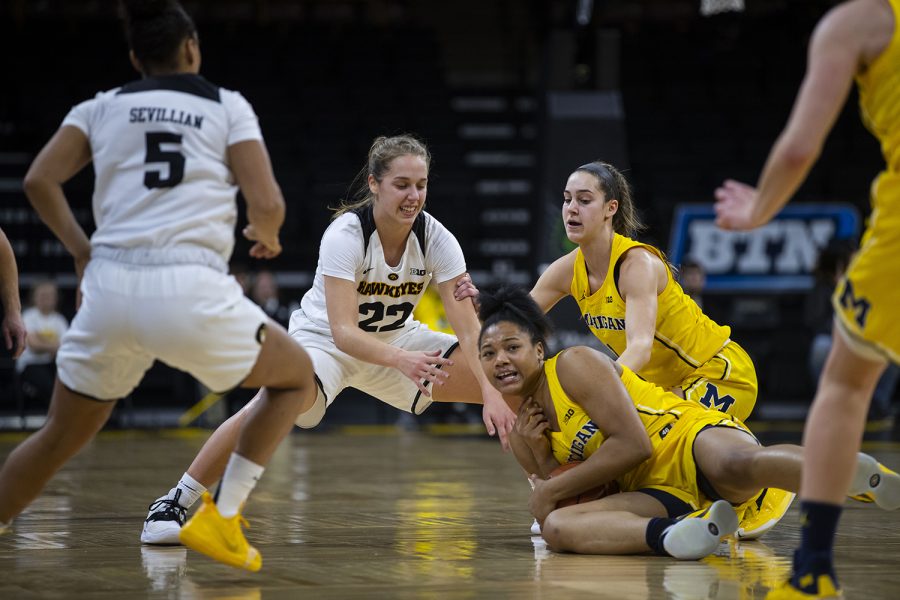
[{"xmin": 668, "ymin": 204, "xmax": 860, "ymax": 291}]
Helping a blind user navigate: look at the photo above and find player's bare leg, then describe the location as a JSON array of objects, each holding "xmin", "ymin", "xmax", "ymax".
[{"xmin": 0, "ymin": 380, "xmax": 117, "ymax": 526}]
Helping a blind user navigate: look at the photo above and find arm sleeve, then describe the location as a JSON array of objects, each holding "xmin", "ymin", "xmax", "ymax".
[
  {"xmin": 425, "ymin": 215, "xmax": 467, "ymax": 284},
  {"xmin": 223, "ymin": 90, "xmax": 263, "ymax": 146},
  {"xmin": 319, "ymin": 217, "xmax": 365, "ymax": 282}
]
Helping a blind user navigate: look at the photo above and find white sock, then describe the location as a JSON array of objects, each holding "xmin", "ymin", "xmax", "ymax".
[
  {"xmin": 216, "ymin": 453, "xmax": 264, "ymax": 518},
  {"xmin": 175, "ymin": 473, "xmax": 206, "ymax": 508}
]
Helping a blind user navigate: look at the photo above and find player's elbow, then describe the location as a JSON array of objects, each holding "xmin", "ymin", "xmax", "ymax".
[
  {"xmin": 777, "ymin": 136, "xmax": 820, "ymax": 171},
  {"xmin": 22, "ymin": 168, "xmax": 52, "ymax": 200}
]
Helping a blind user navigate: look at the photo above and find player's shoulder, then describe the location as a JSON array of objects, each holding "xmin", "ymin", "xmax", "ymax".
[{"xmin": 322, "ymin": 210, "xmax": 365, "ymax": 245}]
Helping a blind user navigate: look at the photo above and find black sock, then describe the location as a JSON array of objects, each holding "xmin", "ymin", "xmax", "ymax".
[
  {"xmin": 791, "ymin": 500, "xmax": 841, "ymax": 592},
  {"xmin": 646, "ymin": 517, "xmax": 677, "ymax": 555}
]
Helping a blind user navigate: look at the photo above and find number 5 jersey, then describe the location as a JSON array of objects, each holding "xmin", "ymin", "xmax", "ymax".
[{"xmin": 61, "ymin": 73, "xmax": 262, "ymax": 272}]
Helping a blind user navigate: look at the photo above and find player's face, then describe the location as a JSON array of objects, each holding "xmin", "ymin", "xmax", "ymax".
[
  {"xmin": 562, "ymin": 171, "xmax": 617, "ymax": 244},
  {"xmin": 479, "ymin": 321, "xmax": 544, "ymax": 396},
  {"xmin": 370, "ymin": 154, "xmax": 428, "ymax": 228}
]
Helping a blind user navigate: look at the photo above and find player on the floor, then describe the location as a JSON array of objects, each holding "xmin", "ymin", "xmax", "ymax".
[
  {"xmin": 456, "ymin": 160, "xmax": 791, "ymax": 540},
  {"xmin": 477, "ymin": 285, "xmax": 900, "ymax": 558},
  {"xmin": 715, "ymin": 0, "xmax": 900, "ymax": 597},
  {"xmin": 141, "ymin": 133, "xmax": 517, "ymax": 545},
  {"xmin": 0, "ymin": 0, "xmax": 318, "ymax": 572}
]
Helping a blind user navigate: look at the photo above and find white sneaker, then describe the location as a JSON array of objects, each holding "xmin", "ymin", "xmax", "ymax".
[
  {"xmin": 141, "ymin": 488, "xmax": 187, "ymax": 545},
  {"xmin": 530, "ymin": 519, "xmax": 541, "ymax": 535},
  {"xmin": 849, "ymin": 453, "xmax": 900, "ymax": 510},
  {"xmin": 662, "ymin": 500, "xmax": 738, "ymax": 560}
]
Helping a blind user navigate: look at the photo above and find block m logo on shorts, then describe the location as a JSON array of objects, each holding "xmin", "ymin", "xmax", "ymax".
[
  {"xmin": 838, "ymin": 278, "xmax": 871, "ymax": 329},
  {"xmin": 699, "ymin": 383, "xmax": 735, "ymax": 414}
]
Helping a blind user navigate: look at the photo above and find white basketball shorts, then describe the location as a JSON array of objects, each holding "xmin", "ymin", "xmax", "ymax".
[
  {"xmin": 288, "ymin": 310, "xmax": 458, "ymax": 428},
  {"xmin": 57, "ymin": 258, "xmax": 268, "ymax": 400}
]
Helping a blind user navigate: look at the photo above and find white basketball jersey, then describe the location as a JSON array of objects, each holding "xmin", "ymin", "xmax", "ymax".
[
  {"xmin": 61, "ymin": 74, "xmax": 262, "ymax": 270},
  {"xmin": 299, "ymin": 206, "xmax": 467, "ymax": 342}
]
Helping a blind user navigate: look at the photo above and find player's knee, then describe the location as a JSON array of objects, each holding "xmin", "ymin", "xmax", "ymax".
[
  {"xmin": 708, "ymin": 448, "xmax": 759, "ymax": 500},
  {"xmin": 540, "ymin": 511, "xmax": 568, "ymax": 551}
]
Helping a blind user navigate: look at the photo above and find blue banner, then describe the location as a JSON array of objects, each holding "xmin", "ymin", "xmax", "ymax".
[{"xmin": 668, "ymin": 203, "xmax": 860, "ymax": 291}]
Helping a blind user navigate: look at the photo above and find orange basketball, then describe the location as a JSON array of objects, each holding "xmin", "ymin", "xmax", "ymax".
[{"xmin": 549, "ymin": 461, "xmax": 620, "ymax": 508}]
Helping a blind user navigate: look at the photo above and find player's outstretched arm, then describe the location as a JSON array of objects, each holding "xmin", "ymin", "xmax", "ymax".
[
  {"xmin": 324, "ymin": 275, "xmax": 451, "ymax": 396},
  {"xmin": 229, "ymin": 139, "xmax": 284, "ymax": 259},
  {"xmin": 439, "ymin": 273, "xmax": 516, "ymax": 450},
  {"xmin": 714, "ymin": 2, "xmax": 865, "ymax": 231}
]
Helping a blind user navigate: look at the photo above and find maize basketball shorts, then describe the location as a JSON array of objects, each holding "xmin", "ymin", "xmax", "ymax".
[
  {"xmin": 57, "ymin": 259, "xmax": 267, "ymax": 400},
  {"xmin": 288, "ymin": 310, "xmax": 458, "ymax": 428},
  {"xmin": 681, "ymin": 340, "xmax": 758, "ymax": 422},
  {"xmin": 620, "ymin": 406, "xmax": 759, "ymax": 514},
  {"xmin": 832, "ymin": 185, "xmax": 900, "ymax": 363}
]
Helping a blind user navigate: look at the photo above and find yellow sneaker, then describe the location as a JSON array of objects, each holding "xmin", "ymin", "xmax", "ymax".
[
  {"xmin": 736, "ymin": 488, "xmax": 796, "ymax": 540},
  {"xmin": 848, "ymin": 456, "xmax": 900, "ymax": 510},
  {"xmin": 766, "ymin": 575, "xmax": 842, "ymax": 598},
  {"xmin": 179, "ymin": 492, "xmax": 261, "ymax": 572}
]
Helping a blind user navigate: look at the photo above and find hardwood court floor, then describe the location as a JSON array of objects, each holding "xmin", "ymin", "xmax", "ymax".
[{"xmin": 1, "ymin": 429, "xmax": 899, "ymax": 599}]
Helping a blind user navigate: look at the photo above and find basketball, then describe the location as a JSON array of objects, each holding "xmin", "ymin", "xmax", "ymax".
[{"xmin": 549, "ymin": 461, "xmax": 620, "ymax": 508}]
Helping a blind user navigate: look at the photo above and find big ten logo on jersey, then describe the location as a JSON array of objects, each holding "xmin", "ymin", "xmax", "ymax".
[
  {"xmin": 668, "ymin": 204, "xmax": 860, "ymax": 292},
  {"xmin": 409, "ymin": 267, "xmax": 426, "ymax": 276},
  {"xmin": 697, "ymin": 383, "xmax": 735, "ymax": 414},
  {"xmin": 562, "ymin": 408, "xmax": 576, "ymax": 424}
]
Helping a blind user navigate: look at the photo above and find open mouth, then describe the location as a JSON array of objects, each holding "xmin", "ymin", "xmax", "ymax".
[
  {"xmin": 495, "ymin": 369, "xmax": 519, "ymax": 385},
  {"xmin": 400, "ymin": 205, "xmax": 418, "ymax": 217},
  {"xmin": 566, "ymin": 219, "xmax": 582, "ymax": 228}
]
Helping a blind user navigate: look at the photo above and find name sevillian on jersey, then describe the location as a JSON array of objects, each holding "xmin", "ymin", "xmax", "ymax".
[{"xmin": 129, "ymin": 106, "xmax": 204, "ymax": 129}]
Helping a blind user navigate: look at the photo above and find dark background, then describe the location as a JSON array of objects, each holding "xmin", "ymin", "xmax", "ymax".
[{"xmin": 0, "ymin": 0, "xmax": 886, "ymax": 427}]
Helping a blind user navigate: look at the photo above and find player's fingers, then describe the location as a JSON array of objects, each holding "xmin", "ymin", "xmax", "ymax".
[{"xmin": 3, "ymin": 328, "xmax": 11, "ymax": 350}]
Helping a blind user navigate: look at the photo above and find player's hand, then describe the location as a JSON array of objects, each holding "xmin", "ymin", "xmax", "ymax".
[
  {"xmin": 395, "ymin": 349, "xmax": 452, "ymax": 396},
  {"xmin": 714, "ymin": 179, "xmax": 763, "ymax": 231},
  {"xmin": 529, "ymin": 474, "xmax": 558, "ymax": 525},
  {"xmin": 2, "ymin": 311, "xmax": 26, "ymax": 359},
  {"xmin": 480, "ymin": 386, "xmax": 516, "ymax": 452},
  {"xmin": 453, "ymin": 273, "xmax": 480, "ymax": 306},
  {"xmin": 515, "ymin": 397, "xmax": 550, "ymax": 454},
  {"xmin": 243, "ymin": 224, "xmax": 282, "ymax": 259}
]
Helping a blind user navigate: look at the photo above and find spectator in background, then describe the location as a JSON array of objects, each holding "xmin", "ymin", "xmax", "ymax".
[
  {"xmin": 0, "ymin": 226, "xmax": 26, "ymax": 359},
  {"xmin": 230, "ymin": 261, "xmax": 253, "ymax": 297},
  {"xmin": 678, "ymin": 258, "xmax": 707, "ymax": 310},
  {"xmin": 16, "ymin": 281, "xmax": 69, "ymax": 404},
  {"xmin": 805, "ymin": 240, "xmax": 898, "ymax": 423},
  {"xmin": 250, "ymin": 270, "xmax": 293, "ymax": 328}
]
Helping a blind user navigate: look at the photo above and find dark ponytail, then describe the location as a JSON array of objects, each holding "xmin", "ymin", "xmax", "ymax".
[
  {"xmin": 478, "ymin": 285, "xmax": 553, "ymax": 349},
  {"xmin": 120, "ymin": 0, "xmax": 196, "ymax": 73}
]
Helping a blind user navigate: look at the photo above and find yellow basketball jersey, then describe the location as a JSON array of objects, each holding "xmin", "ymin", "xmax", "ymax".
[
  {"xmin": 571, "ymin": 234, "xmax": 731, "ymax": 389},
  {"xmin": 546, "ymin": 352, "xmax": 703, "ymax": 466},
  {"xmin": 832, "ymin": 2, "xmax": 900, "ymax": 362},
  {"xmin": 544, "ymin": 351, "xmax": 755, "ymax": 511},
  {"xmin": 857, "ymin": 0, "xmax": 900, "ymax": 199}
]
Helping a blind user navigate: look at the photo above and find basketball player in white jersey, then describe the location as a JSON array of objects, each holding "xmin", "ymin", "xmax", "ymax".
[
  {"xmin": 0, "ymin": 0, "xmax": 317, "ymax": 572},
  {"xmin": 141, "ymin": 134, "xmax": 518, "ymax": 545}
]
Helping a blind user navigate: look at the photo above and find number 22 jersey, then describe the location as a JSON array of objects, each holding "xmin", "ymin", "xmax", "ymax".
[
  {"xmin": 298, "ymin": 205, "xmax": 467, "ymax": 342},
  {"xmin": 61, "ymin": 73, "xmax": 262, "ymax": 271}
]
